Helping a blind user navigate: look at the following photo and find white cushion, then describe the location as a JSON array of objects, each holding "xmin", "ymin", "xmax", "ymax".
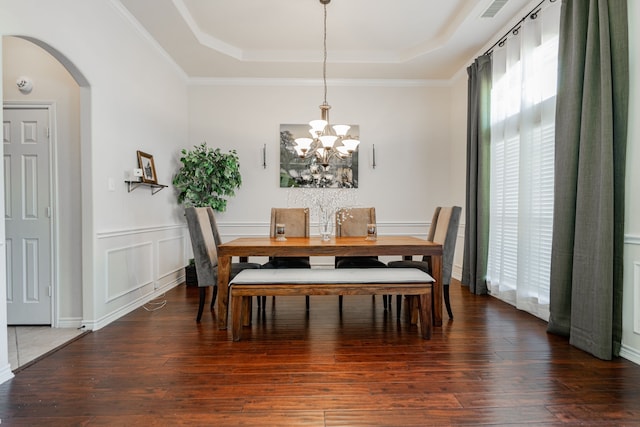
[{"xmin": 229, "ymin": 268, "xmax": 434, "ymax": 285}]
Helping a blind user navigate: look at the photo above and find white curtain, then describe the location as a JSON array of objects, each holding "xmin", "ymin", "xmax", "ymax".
[{"xmin": 487, "ymin": 0, "xmax": 560, "ymax": 321}]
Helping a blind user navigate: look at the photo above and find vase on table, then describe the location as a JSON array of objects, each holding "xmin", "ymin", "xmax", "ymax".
[{"xmin": 319, "ymin": 209, "xmax": 333, "ymax": 241}]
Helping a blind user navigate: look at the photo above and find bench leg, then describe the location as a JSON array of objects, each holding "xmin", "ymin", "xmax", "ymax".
[
  {"xmin": 417, "ymin": 292, "xmax": 432, "ymax": 340},
  {"xmin": 410, "ymin": 296, "xmax": 420, "ymax": 325},
  {"xmin": 231, "ymin": 294, "xmax": 243, "ymax": 341},
  {"xmin": 242, "ymin": 296, "xmax": 252, "ymax": 326}
]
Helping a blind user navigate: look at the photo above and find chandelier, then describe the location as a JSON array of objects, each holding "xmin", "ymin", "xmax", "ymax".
[{"xmin": 293, "ymin": 0, "xmax": 360, "ymax": 169}]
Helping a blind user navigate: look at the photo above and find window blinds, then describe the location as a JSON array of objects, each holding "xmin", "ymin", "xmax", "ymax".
[{"xmin": 486, "ymin": 0, "xmax": 560, "ymax": 321}]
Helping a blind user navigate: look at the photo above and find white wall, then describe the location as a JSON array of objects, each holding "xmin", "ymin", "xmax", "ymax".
[
  {"xmin": 621, "ymin": 0, "xmax": 640, "ymax": 364},
  {"xmin": 0, "ymin": 0, "xmax": 189, "ymax": 382},
  {"xmin": 449, "ymin": 71, "xmax": 469, "ymax": 277},
  {"xmin": 188, "ymin": 81, "xmax": 465, "ymax": 243}
]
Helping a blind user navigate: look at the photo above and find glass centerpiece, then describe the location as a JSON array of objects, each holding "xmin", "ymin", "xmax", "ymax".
[{"xmin": 287, "ymin": 188, "xmax": 357, "ymax": 241}]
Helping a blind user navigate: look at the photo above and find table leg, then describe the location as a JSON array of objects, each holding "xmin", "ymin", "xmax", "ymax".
[
  {"xmin": 217, "ymin": 255, "xmax": 231, "ymax": 329},
  {"xmin": 431, "ymin": 254, "xmax": 443, "ymax": 327}
]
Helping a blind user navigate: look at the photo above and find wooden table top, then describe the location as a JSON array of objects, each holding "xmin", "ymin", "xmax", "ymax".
[{"xmin": 217, "ymin": 235, "xmax": 442, "ymax": 258}]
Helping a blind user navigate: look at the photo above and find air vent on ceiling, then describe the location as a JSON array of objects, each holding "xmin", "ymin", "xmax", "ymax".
[{"xmin": 481, "ymin": 0, "xmax": 509, "ymax": 18}]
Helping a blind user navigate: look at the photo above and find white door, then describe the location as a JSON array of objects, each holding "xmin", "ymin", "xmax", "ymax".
[{"xmin": 3, "ymin": 107, "xmax": 52, "ymax": 325}]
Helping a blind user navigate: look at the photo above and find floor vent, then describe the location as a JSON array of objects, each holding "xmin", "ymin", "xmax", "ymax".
[{"xmin": 481, "ymin": 0, "xmax": 509, "ymax": 18}]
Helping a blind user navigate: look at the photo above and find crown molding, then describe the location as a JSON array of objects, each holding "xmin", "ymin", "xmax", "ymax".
[
  {"xmin": 188, "ymin": 77, "xmax": 451, "ymax": 88},
  {"xmin": 109, "ymin": 0, "xmax": 189, "ymax": 82}
]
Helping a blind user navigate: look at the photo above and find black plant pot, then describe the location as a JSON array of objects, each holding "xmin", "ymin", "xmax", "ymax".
[{"xmin": 185, "ymin": 264, "xmax": 198, "ymax": 287}]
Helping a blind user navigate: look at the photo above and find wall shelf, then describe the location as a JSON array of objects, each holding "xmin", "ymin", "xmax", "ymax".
[{"xmin": 125, "ymin": 180, "xmax": 168, "ymax": 195}]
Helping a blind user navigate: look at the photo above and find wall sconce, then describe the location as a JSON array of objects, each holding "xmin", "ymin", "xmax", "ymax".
[
  {"xmin": 262, "ymin": 144, "xmax": 267, "ymax": 169},
  {"xmin": 372, "ymin": 144, "xmax": 377, "ymax": 169},
  {"xmin": 16, "ymin": 76, "xmax": 33, "ymax": 94}
]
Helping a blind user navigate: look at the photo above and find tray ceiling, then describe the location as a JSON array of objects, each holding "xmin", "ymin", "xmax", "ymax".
[{"xmin": 119, "ymin": 0, "xmax": 534, "ymax": 80}]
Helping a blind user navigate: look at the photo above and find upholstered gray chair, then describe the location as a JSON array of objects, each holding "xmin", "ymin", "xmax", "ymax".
[
  {"xmin": 388, "ymin": 206, "xmax": 461, "ymax": 319},
  {"xmin": 185, "ymin": 207, "xmax": 261, "ymax": 322},
  {"xmin": 335, "ymin": 207, "xmax": 387, "ymax": 311},
  {"xmin": 261, "ymin": 207, "xmax": 311, "ymax": 310}
]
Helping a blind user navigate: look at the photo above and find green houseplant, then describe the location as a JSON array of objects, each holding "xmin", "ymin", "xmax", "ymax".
[
  {"xmin": 173, "ymin": 142, "xmax": 242, "ymax": 212},
  {"xmin": 173, "ymin": 142, "xmax": 242, "ymax": 286}
]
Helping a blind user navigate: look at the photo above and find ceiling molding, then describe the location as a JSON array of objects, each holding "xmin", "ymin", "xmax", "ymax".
[
  {"xmin": 110, "ymin": 0, "xmax": 188, "ymax": 82},
  {"xmin": 187, "ymin": 77, "xmax": 451, "ymax": 88},
  {"xmin": 173, "ymin": 0, "xmax": 487, "ymax": 65},
  {"xmin": 118, "ymin": 0, "xmax": 534, "ymax": 80},
  {"xmin": 172, "ymin": 0, "xmax": 243, "ymax": 60}
]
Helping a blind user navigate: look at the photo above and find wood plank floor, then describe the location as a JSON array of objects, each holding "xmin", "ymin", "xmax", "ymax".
[{"xmin": 2, "ymin": 280, "xmax": 640, "ymax": 426}]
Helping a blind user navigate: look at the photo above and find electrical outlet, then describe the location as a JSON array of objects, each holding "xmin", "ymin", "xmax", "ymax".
[{"xmin": 154, "ymin": 282, "xmax": 159, "ymax": 290}]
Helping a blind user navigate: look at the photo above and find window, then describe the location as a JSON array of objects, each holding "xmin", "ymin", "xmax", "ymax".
[{"xmin": 486, "ymin": 1, "xmax": 560, "ymax": 321}]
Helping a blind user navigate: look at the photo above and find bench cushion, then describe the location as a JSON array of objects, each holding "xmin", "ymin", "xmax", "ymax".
[{"xmin": 229, "ymin": 268, "xmax": 434, "ymax": 285}]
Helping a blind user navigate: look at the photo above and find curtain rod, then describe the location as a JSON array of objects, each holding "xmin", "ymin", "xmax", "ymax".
[{"xmin": 482, "ymin": 0, "xmax": 556, "ymax": 56}]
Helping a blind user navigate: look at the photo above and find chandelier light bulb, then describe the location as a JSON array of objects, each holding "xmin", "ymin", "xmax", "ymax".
[
  {"xmin": 335, "ymin": 146, "xmax": 350, "ymax": 156},
  {"xmin": 342, "ymin": 139, "xmax": 360, "ymax": 152},
  {"xmin": 295, "ymin": 137, "xmax": 313, "ymax": 151},
  {"xmin": 319, "ymin": 135, "xmax": 338, "ymax": 148},
  {"xmin": 309, "ymin": 119, "xmax": 328, "ymax": 134},
  {"xmin": 332, "ymin": 125, "xmax": 350, "ymax": 136}
]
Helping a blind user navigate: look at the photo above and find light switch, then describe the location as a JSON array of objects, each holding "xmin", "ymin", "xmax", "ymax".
[{"xmin": 108, "ymin": 177, "xmax": 115, "ymax": 191}]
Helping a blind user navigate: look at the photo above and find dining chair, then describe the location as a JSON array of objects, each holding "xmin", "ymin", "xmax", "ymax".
[
  {"xmin": 335, "ymin": 207, "xmax": 387, "ymax": 311},
  {"xmin": 185, "ymin": 206, "xmax": 261, "ymax": 322},
  {"xmin": 388, "ymin": 206, "xmax": 461, "ymax": 320},
  {"xmin": 261, "ymin": 207, "xmax": 311, "ymax": 310}
]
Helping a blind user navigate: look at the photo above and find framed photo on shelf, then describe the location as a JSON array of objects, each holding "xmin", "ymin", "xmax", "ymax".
[{"xmin": 137, "ymin": 150, "xmax": 157, "ymax": 184}]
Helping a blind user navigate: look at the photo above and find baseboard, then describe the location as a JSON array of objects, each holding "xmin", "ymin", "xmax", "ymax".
[
  {"xmin": 619, "ymin": 343, "xmax": 640, "ymax": 366},
  {"xmin": 84, "ymin": 280, "xmax": 181, "ymax": 331},
  {"xmin": 57, "ymin": 318, "xmax": 84, "ymax": 329},
  {"xmin": 0, "ymin": 363, "xmax": 15, "ymax": 384}
]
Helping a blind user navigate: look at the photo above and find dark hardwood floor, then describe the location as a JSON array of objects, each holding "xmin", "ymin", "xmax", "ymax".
[{"xmin": 2, "ymin": 279, "xmax": 640, "ymax": 426}]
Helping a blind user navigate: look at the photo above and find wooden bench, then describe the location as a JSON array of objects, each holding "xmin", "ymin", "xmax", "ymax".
[{"xmin": 229, "ymin": 268, "xmax": 434, "ymax": 341}]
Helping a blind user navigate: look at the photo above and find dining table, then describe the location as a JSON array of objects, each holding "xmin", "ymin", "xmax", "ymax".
[{"xmin": 216, "ymin": 235, "xmax": 443, "ymax": 330}]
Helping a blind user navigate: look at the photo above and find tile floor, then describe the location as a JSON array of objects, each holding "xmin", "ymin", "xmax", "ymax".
[{"xmin": 7, "ymin": 326, "xmax": 87, "ymax": 371}]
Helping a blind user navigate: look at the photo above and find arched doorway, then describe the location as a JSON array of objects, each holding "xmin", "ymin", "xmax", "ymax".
[{"xmin": 3, "ymin": 36, "xmax": 89, "ymax": 359}]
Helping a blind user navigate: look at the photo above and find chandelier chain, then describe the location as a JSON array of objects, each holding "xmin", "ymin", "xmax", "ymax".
[
  {"xmin": 323, "ymin": 2, "xmax": 328, "ymax": 106},
  {"xmin": 288, "ymin": 0, "xmax": 360, "ymax": 180}
]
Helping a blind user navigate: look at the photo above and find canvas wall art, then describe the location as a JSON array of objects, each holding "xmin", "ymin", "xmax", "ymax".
[{"xmin": 279, "ymin": 124, "xmax": 359, "ymax": 188}]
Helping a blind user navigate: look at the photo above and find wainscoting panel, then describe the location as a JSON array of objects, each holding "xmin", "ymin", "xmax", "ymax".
[
  {"xmin": 158, "ymin": 235, "xmax": 186, "ymax": 283},
  {"xmin": 105, "ymin": 242, "xmax": 153, "ymax": 303},
  {"xmin": 623, "ymin": 234, "xmax": 640, "ymax": 365},
  {"xmin": 92, "ymin": 225, "xmax": 187, "ymax": 330},
  {"xmin": 635, "ymin": 261, "xmax": 640, "ymax": 335}
]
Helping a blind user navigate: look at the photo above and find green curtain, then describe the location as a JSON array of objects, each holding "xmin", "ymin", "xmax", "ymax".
[
  {"xmin": 462, "ymin": 54, "xmax": 491, "ymax": 295},
  {"xmin": 548, "ymin": 0, "xmax": 629, "ymax": 360}
]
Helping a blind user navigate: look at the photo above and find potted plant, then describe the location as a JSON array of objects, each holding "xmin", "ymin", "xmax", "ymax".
[
  {"xmin": 173, "ymin": 142, "xmax": 242, "ymax": 211},
  {"xmin": 184, "ymin": 258, "xmax": 198, "ymax": 287},
  {"xmin": 173, "ymin": 142, "xmax": 243, "ymax": 286}
]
